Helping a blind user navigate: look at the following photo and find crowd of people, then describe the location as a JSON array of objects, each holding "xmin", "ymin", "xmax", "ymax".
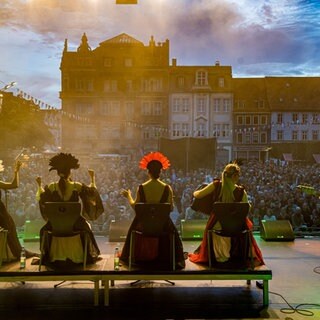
[{"xmin": 1, "ymin": 153, "xmax": 320, "ymax": 239}]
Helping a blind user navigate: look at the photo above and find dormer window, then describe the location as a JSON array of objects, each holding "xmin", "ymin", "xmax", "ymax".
[{"xmin": 195, "ymin": 70, "xmax": 207, "ymax": 86}]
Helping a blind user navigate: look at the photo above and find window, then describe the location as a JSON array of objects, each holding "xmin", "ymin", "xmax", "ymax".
[
  {"xmin": 277, "ymin": 130, "xmax": 283, "ymax": 141},
  {"xmin": 312, "ymin": 113, "xmax": 319, "ymax": 124},
  {"xmin": 261, "ymin": 115, "xmax": 267, "ymax": 125},
  {"xmin": 292, "ymin": 130, "xmax": 298, "ymax": 140},
  {"xmin": 218, "ymin": 77, "xmax": 224, "ymax": 87},
  {"xmin": 213, "ymin": 99, "xmax": 220, "ymax": 112},
  {"xmin": 235, "ymin": 100, "xmax": 245, "ymax": 109},
  {"xmin": 104, "ymin": 80, "xmax": 117, "ymax": 92},
  {"xmin": 172, "ymin": 98, "xmax": 180, "ymax": 113},
  {"xmin": 177, "ymin": 77, "xmax": 185, "ymax": 88},
  {"xmin": 302, "ymin": 114, "xmax": 308, "ymax": 124},
  {"xmin": 252, "ymin": 132, "xmax": 259, "ymax": 143},
  {"xmin": 141, "ymin": 101, "xmax": 162, "ymax": 116},
  {"xmin": 76, "ymin": 103, "xmax": 93, "ymax": 115},
  {"xmin": 292, "ymin": 113, "xmax": 299, "ymax": 124},
  {"xmin": 312, "ymin": 130, "xmax": 319, "ymax": 140},
  {"xmin": 142, "ymin": 130, "xmax": 150, "ymax": 140},
  {"xmin": 182, "ymin": 123, "xmax": 189, "ymax": 136},
  {"xmin": 213, "ymin": 124, "xmax": 220, "ymax": 137},
  {"xmin": 75, "ymin": 79, "xmax": 93, "ymax": 91},
  {"xmin": 277, "ymin": 113, "xmax": 283, "ymax": 124},
  {"xmin": 237, "ymin": 115, "xmax": 244, "ymax": 125},
  {"xmin": 197, "ymin": 123, "xmax": 206, "ymax": 136},
  {"xmin": 142, "ymin": 78, "xmax": 163, "ymax": 92},
  {"xmin": 223, "ymin": 99, "xmax": 231, "ymax": 112},
  {"xmin": 237, "ymin": 132, "xmax": 243, "ymax": 143},
  {"xmin": 172, "ymin": 123, "xmax": 180, "ymax": 137},
  {"xmin": 260, "ymin": 132, "xmax": 267, "ymax": 143},
  {"xmin": 253, "ymin": 115, "xmax": 259, "ymax": 125},
  {"xmin": 255, "ymin": 100, "xmax": 265, "ymax": 109},
  {"xmin": 222, "ymin": 124, "xmax": 230, "ymax": 137},
  {"xmin": 196, "ymin": 97, "xmax": 206, "ymax": 115},
  {"xmin": 126, "ymin": 80, "xmax": 133, "ymax": 92},
  {"xmin": 195, "ymin": 70, "xmax": 207, "ymax": 86},
  {"xmin": 172, "ymin": 98, "xmax": 189, "ymax": 113},
  {"xmin": 302, "ymin": 130, "xmax": 308, "ymax": 140},
  {"xmin": 245, "ymin": 133, "xmax": 251, "ymax": 144},
  {"xmin": 141, "ymin": 102, "xmax": 152, "ymax": 115},
  {"xmin": 101, "ymin": 102, "xmax": 120, "ymax": 116},
  {"xmin": 153, "ymin": 102, "xmax": 162, "ymax": 115},
  {"xmin": 182, "ymin": 98, "xmax": 190, "ymax": 113},
  {"xmin": 245, "ymin": 116, "xmax": 251, "ymax": 125},
  {"xmin": 125, "ymin": 101, "xmax": 134, "ymax": 117}
]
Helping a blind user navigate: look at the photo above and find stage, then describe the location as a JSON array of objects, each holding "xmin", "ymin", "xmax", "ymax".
[{"xmin": 0, "ymin": 234, "xmax": 320, "ymax": 319}]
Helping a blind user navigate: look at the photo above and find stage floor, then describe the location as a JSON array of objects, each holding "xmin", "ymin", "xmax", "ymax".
[{"xmin": 1, "ymin": 234, "xmax": 320, "ymax": 319}]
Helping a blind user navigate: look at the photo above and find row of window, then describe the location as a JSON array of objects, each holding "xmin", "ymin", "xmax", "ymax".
[
  {"xmin": 276, "ymin": 130, "xmax": 319, "ymax": 141},
  {"xmin": 75, "ymin": 101, "xmax": 163, "ymax": 116},
  {"xmin": 172, "ymin": 97, "xmax": 231, "ymax": 113},
  {"xmin": 65, "ymin": 71, "xmax": 226, "ymax": 93},
  {"xmin": 276, "ymin": 113, "xmax": 320, "ymax": 124},
  {"xmin": 72, "ymin": 124, "xmax": 319, "ymax": 143}
]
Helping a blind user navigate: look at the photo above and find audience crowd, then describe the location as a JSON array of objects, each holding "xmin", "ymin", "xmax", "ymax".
[{"xmin": 1, "ymin": 154, "xmax": 320, "ymax": 235}]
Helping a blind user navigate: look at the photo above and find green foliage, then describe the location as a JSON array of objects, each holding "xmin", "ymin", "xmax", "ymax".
[{"xmin": 0, "ymin": 94, "xmax": 54, "ymax": 157}]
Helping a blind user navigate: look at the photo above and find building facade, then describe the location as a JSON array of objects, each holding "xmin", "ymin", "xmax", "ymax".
[{"xmin": 59, "ymin": 33, "xmax": 320, "ymax": 167}]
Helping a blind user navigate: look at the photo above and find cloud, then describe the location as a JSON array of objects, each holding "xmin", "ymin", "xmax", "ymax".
[{"xmin": 0, "ymin": 0, "xmax": 320, "ymax": 106}]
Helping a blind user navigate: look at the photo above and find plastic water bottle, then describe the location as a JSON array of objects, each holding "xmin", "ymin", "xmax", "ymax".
[
  {"xmin": 20, "ymin": 246, "xmax": 26, "ymax": 269},
  {"xmin": 114, "ymin": 247, "xmax": 120, "ymax": 271}
]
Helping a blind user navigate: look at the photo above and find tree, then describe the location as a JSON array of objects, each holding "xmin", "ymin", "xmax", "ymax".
[{"xmin": 0, "ymin": 92, "xmax": 54, "ymax": 158}]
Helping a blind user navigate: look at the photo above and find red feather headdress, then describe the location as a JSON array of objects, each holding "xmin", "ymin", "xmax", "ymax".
[{"xmin": 139, "ymin": 152, "xmax": 170, "ymax": 170}]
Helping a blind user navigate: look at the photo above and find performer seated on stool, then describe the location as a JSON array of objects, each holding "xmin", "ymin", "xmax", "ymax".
[
  {"xmin": 120, "ymin": 151, "xmax": 186, "ymax": 270},
  {"xmin": 188, "ymin": 161, "xmax": 265, "ymax": 267},
  {"xmin": 36, "ymin": 152, "xmax": 104, "ymax": 266},
  {"xmin": 0, "ymin": 159, "xmax": 38, "ymax": 261}
]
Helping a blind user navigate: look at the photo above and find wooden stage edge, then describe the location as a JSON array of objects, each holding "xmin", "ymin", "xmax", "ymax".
[{"xmin": 0, "ymin": 255, "xmax": 272, "ymax": 307}]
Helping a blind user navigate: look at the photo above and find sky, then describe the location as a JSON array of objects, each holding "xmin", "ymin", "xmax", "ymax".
[{"xmin": 0, "ymin": 0, "xmax": 320, "ymax": 108}]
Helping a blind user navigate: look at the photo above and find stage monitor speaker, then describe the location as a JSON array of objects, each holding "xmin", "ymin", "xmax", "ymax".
[
  {"xmin": 109, "ymin": 219, "xmax": 132, "ymax": 242},
  {"xmin": 260, "ymin": 220, "xmax": 295, "ymax": 241},
  {"xmin": 180, "ymin": 219, "xmax": 208, "ymax": 240},
  {"xmin": 24, "ymin": 219, "xmax": 43, "ymax": 242}
]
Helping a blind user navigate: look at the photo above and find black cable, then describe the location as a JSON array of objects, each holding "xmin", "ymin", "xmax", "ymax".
[{"xmin": 269, "ymin": 291, "xmax": 320, "ymax": 317}]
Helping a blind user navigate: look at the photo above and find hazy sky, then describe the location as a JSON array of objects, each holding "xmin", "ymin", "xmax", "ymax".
[{"xmin": 0, "ymin": 0, "xmax": 319, "ymax": 108}]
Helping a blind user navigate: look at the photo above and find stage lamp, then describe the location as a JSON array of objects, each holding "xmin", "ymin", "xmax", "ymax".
[{"xmin": 116, "ymin": 0, "xmax": 138, "ymax": 4}]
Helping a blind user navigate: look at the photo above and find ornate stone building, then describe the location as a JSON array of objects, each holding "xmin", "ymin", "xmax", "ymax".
[
  {"xmin": 59, "ymin": 33, "xmax": 320, "ymax": 166},
  {"xmin": 60, "ymin": 33, "xmax": 170, "ymax": 158}
]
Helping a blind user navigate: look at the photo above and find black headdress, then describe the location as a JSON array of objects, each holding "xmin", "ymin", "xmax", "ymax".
[{"xmin": 48, "ymin": 153, "xmax": 80, "ymax": 174}]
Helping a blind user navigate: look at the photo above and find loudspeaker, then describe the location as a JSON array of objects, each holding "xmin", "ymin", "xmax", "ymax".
[
  {"xmin": 109, "ymin": 219, "xmax": 132, "ymax": 242},
  {"xmin": 260, "ymin": 220, "xmax": 295, "ymax": 241},
  {"xmin": 24, "ymin": 219, "xmax": 44, "ymax": 242},
  {"xmin": 180, "ymin": 219, "xmax": 208, "ymax": 240}
]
